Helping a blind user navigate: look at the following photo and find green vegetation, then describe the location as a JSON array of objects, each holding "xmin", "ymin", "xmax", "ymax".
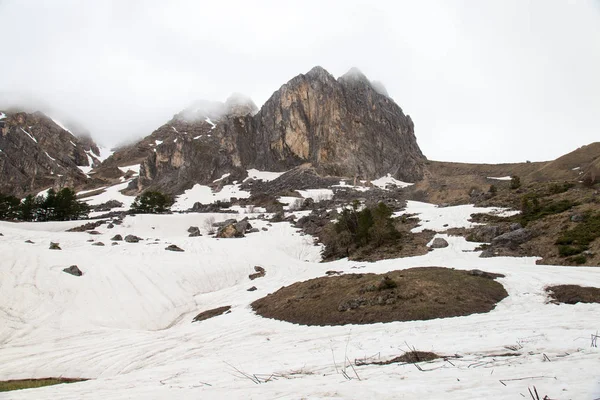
[
  {"xmin": 0, "ymin": 378, "xmax": 86, "ymax": 392},
  {"xmin": 548, "ymin": 182, "xmax": 575, "ymax": 195},
  {"xmin": 322, "ymin": 201, "xmax": 400, "ymax": 259},
  {"xmin": 510, "ymin": 175, "xmax": 521, "ymax": 190},
  {"xmin": 519, "ymin": 194, "xmax": 576, "ymax": 226},
  {"xmin": 131, "ymin": 191, "xmax": 173, "ymax": 214},
  {"xmin": 555, "ymin": 212, "xmax": 600, "ymax": 257},
  {"xmin": 0, "ymin": 188, "xmax": 89, "ymax": 221}
]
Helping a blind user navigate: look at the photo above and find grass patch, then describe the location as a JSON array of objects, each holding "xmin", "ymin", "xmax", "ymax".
[
  {"xmin": 0, "ymin": 378, "xmax": 86, "ymax": 392},
  {"xmin": 555, "ymin": 212, "xmax": 600, "ymax": 256},
  {"xmin": 192, "ymin": 305, "xmax": 231, "ymax": 323},
  {"xmin": 546, "ymin": 285, "xmax": 600, "ymax": 304},
  {"xmin": 520, "ymin": 195, "xmax": 576, "ymax": 226},
  {"xmin": 252, "ymin": 267, "xmax": 508, "ymax": 326}
]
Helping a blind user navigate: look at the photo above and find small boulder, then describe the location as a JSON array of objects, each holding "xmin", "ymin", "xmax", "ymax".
[
  {"xmin": 88, "ymin": 230, "xmax": 101, "ymax": 235},
  {"xmin": 469, "ymin": 225, "xmax": 501, "ymax": 243},
  {"xmin": 107, "ymin": 223, "xmax": 115, "ymax": 229},
  {"xmin": 491, "ymin": 228, "xmax": 531, "ymax": 249},
  {"xmin": 467, "ymin": 269, "xmax": 505, "ymax": 279},
  {"xmin": 509, "ymin": 223, "xmax": 522, "ymax": 231},
  {"xmin": 247, "ymin": 228, "xmax": 259, "ymax": 233},
  {"xmin": 25, "ymin": 240, "xmax": 34, "ymax": 244},
  {"xmin": 111, "ymin": 234, "xmax": 123, "ymax": 241},
  {"xmin": 216, "ymin": 223, "xmax": 245, "ymax": 238},
  {"xmin": 430, "ymin": 237, "xmax": 449, "ymax": 249},
  {"xmin": 249, "ymin": 266, "xmax": 266, "ymax": 280},
  {"xmin": 124, "ymin": 235, "xmax": 142, "ymax": 243},
  {"xmin": 188, "ymin": 226, "xmax": 201, "ymax": 237},
  {"xmin": 63, "ymin": 265, "xmax": 82, "ymax": 276},
  {"xmin": 247, "ymin": 286, "xmax": 257, "ymax": 292},
  {"xmin": 92, "ymin": 242, "xmax": 105, "ymax": 246},
  {"xmin": 165, "ymin": 244, "xmax": 184, "ymax": 252},
  {"xmin": 570, "ymin": 214, "xmax": 585, "ymax": 223},
  {"xmin": 261, "ymin": 227, "xmax": 268, "ymax": 231},
  {"xmin": 49, "ymin": 242, "xmax": 61, "ymax": 250},
  {"xmin": 112, "ymin": 242, "xmax": 119, "ymax": 246}
]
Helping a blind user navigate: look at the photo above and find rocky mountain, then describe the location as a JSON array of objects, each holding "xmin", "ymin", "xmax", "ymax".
[
  {"xmin": 97, "ymin": 66, "xmax": 426, "ymax": 194},
  {"xmin": 0, "ymin": 110, "xmax": 104, "ymax": 197}
]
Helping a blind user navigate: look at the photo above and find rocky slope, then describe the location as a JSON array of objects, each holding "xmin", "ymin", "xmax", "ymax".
[
  {"xmin": 97, "ymin": 66, "xmax": 426, "ymax": 194},
  {"xmin": 0, "ymin": 110, "xmax": 103, "ymax": 197}
]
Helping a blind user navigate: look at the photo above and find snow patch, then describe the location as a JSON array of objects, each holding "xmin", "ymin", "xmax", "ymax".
[
  {"xmin": 245, "ymin": 169, "xmax": 285, "ymax": 182},
  {"xmin": 172, "ymin": 183, "xmax": 250, "ymax": 211},
  {"xmin": 212, "ymin": 173, "xmax": 231, "ymax": 183},
  {"xmin": 205, "ymin": 117, "xmax": 216, "ymax": 129},
  {"xmin": 50, "ymin": 117, "xmax": 74, "ymax": 136},
  {"xmin": 118, "ymin": 164, "xmax": 141, "ymax": 175},
  {"xmin": 487, "ymin": 176, "xmax": 512, "ymax": 181},
  {"xmin": 20, "ymin": 128, "xmax": 38, "ymax": 143},
  {"xmin": 44, "ymin": 151, "xmax": 56, "ymax": 161},
  {"xmin": 155, "ymin": 140, "xmax": 163, "ymax": 146},
  {"xmin": 371, "ymin": 174, "xmax": 412, "ymax": 189}
]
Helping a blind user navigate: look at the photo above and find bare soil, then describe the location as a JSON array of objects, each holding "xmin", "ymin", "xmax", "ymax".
[
  {"xmin": 192, "ymin": 305, "xmax": 231, "ymax": 323},
  {"xmin": 252, "ymin": 267, "xmax": 508, "ymax": 326},
  {"xmin": 0, "ymin": 378, "xmax": 87, "ymax": 392},
  {"xmin": 546, "ymin": 285, "xmax": 600, "ymax": 304}
]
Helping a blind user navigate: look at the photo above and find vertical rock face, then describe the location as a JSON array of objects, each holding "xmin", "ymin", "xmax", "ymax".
[
  {"xmin": 0, "ymin": 111, "xmax": 101, "ymax": 196},
  {"xmin": 252, "ymin": 66, "xmax": 425, "ymax": 181},
  {"xmin": 100, "ymin": 66, "xmax": 426, "ymax": 194}
]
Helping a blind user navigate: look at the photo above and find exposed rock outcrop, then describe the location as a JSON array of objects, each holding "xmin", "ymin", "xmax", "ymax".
[
  {"xmin": 97, "ymin": 66, "xmax": 426, "ymax": 195},
  {"xmin": 0, "ymin": 110, "xmax": 103, "ymax": 196}
]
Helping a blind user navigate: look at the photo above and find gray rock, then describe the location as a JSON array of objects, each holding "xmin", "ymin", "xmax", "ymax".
[
  {"xmin": 570, "ymin": 214, "xmax": 585, "ymax": 222},
  {"xmin": 124, "ymin": 235, "xmax": 142, "ymax": 243},
  {"xmin": 479, "ymin": 248, "xmax": 496, "ymax": 258},
  {"xmin": 509, "ymin": 223, "xmax": 522, "ymax": 231},
  {"xmin": 247, "ymin": 228, "xmax": 259, "ymax": 233},
  {"xmin": 247, "ymin": 286, "xmax": 257, "ymax": 292},
  {"xmin": 63, "ymin": 265, "xmax": 82, "ymax": 276},
  {"xmin": 430, "ymin": 237, "xmax": 449, "ymax": 249},
  {"xmin": 467, "ymin": 269, "xmax": 505, "ymax": 279},
  {"xmin": 187, "ymin": 226, "xmax": 201, "ymax": 237},
  {"xmin": 165, "ymin": 244, "xmax": 184, "ymax": 252},
  {"xmin": 491, "ymin": 228, "xmax": 532, "ymax": 249},
  {"xmin": 111, "ymin": 234, "xmax": 123, "ymax": 241},
  {"xmin": 112, "ymin": 242, "xmax": 119, "ymax": 246},
  {"xmin": 249, "ymin": 266, "xmax": 266, "ymax": 280},
  {"xmin": 49, "ymin": 242, "xmax": 61, "ymax": 250},
  {"xmin": 25, "ymin": 240, "xmax": 34, "ymax": 244},
  {"xmin": 88, "ymin": 230, "xmax": 101, "ymax": 235},
  {"xmin": 212, "ymin": 219, "xmax": 237, "ymax": 228},
  {"xmin": 261, "ymin": 227, "xmax": 268, "ymax": 231},
  {"xmin": 469, "ymin": 225, "xmax": 501, "ymax": 243},
  {"xmin": 92, "ymin": 242, "xmax": 105, "ymax": 246},
  {"xmin": 107, "ymin": 223, "xmax": 114, "ymax": 229}
]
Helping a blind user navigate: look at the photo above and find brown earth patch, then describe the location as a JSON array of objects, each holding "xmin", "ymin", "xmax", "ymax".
[
  {"xmin": 0, "ymin": 378, "xmax": 87, "ymax": 392},
  {"xmin": 192, "ymin": 305, "xmax": 231, "ymax": 323},
  {"xmin": 251, "ymin": 267, "xmax": 508, "ymax": 326},
  {"xmin": 546, "ymin": 285, "xmax": 600, "ymax": 304}
]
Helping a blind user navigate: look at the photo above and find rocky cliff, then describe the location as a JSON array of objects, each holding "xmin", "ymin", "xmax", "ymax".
[
  {"xmin": 0, "ymin": 110, "xmax": 102, "ymax": 197},
  {"xmin": 98, "ymin": 66, "xmax": 426, "ymax": 194}
]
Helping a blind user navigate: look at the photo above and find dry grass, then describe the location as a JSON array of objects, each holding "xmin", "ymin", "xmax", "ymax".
[
  {"xmin": 546, "ymin": 285, "xmax": 600, "ymax": 304},
  {"xmin": 0, "ymin": 378, "xmax": 86, "ymax": 392},
  {"xmin": 252, "ymin": 267, "xmax": 508, "ymax": 326}
]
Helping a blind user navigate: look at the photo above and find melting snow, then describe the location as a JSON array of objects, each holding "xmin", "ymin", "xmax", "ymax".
[
  {"xmin": 297, "ymin": 188, "xmax": 334, "ymax": 201},
  {"xmin": 212, "ymin": 173, "xmax": 231, "ymax": 183},
  {"xmin": 245, "ymin": 169, "xmax": 285, "ymax": 182},
  {"xmin": 50, "ymin": 117, "xmax": 74, "ymax": 136},
  {"xmin": 205, "ymin": 117, "xmax": 216, "ymax": 129},
  {"xmin": 0, "ymin": 112, "xmax": 6, "ymax": 120},
  {"xmin": 155, "ymin": 140, "xmax": 163, "ymax": 146},
  {"xmin": 118, "ymin": 164, "xmax": 141, "ymax": 175},
  {"xmin": 487, "ymin": 176, "xmax": 512, "ymax": 181},
  {"xmin": 44, "ymin": 151, "xmax": 56, "ymax": 161},
  {"xmin": 95, "ymin": 146, "xmax": 114, "ymax": 162},
  {"xmin": 81, "ymin": 180, "xmax": 136, "ymax": 209},
  {"xmin": 171, "ymin": 126, "xmax": 179, "ymax": 133},
  {"xmin": 172, "ymin": 183, "xmax": 250, "ymax": 211},
  {"xmin": 70, "ymin": 140, "xmax": 77, "ymax": 147},
  {"xmin": 371, "ymin": 174, "xmax": 412, "ymax": 189},
  {"xmin": 20, "ymin": 128, "xmax": 38, "ymax": 143}
]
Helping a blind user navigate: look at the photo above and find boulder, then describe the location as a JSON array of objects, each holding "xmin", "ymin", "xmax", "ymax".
[
  {"xmin": 124, "ymin": 234, "xmax": 142, "ymax": 243},
  {"xmin": 430, "ymin": 237, "xmax": 449, "ymax": 249},
  {"xmin": 247, "ymin": 286, "xmax": 257, "ymax": 292},
  {"xmin": 111, "ymin": 234, "xmax": 123, "ymax": 241},
  {"xmin": 25, "ymin": 240, "xmax": 34, "ymax": 244},
  {"xmin": 469, "ymin": 225, "xmax": 501, "ymax": 243},
  {"xmin": 49, "ymin": 242, "xmax": 61, "ymax": 250},
  {"xmin": 570, "ymin": 214, "xmax": 585, "ymax": 223},
  {"xmin": 165, "ymin": 244, "xmax": 184, "ymax": 252},
  {"xmin": 107, "ymin": 223, "xmax": 115, "ymax": 229},
  {"xmin": 249, "ymin": 266, "xmax": 266, "ymax": 280},
  {"xmin": 88, "ymin": 230, "xmax": 101, "ymax": 235},
  {"xmin": 92, "ymin": 242, "xmax": 105, "ymax": 246},
  {"xmin": 63, "ymin": 265, "xmax": 82, "ymax": 276},
  {"xmin": 188, "ymin": 226, "xmax": 201, "ymax": 237},
  {"xmin": 509, "ymin": 223, "xmax": 523, "ymax": 231},
  {"xmin": 216, "ymin": 223, "xmax": 245, "ymax": 238},
  {"xmin": 491, "ymin": 228, "xmax": 532, "ymax": 249}
]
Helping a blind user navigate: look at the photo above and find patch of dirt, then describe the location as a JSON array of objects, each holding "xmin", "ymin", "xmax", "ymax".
[
  {"xmin": 251, "ymin": 267, "xmax": 508, "ymax": 326},
  {"xmin": 372, "ymin": 351, "xmax": 440, "ymax": 365},
  {"xmin": 192, "ymin": 305, "xmax": 231, "ymax": 323},
  {"xmin": 546, "ymin": 285, "xmax": 600, "ymax": 304}
]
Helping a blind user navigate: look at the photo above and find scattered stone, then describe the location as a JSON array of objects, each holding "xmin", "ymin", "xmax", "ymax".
[
  {"xmin": 570, "ymin": 214, "xmax": 585, "ymax": 223},
  {"xmin": 111, "ymin": 234, "xmax": 123, "ymax": 241},
  {"xmin": 212, "ymin": 219, "xmax": 237, "ymax": 228},
  {"xmin": 469, "ymin": 225, "xmax": 501, "ymax": 243},
  {"xmin": 187, "ymin": 226, "xmax": 201, "ymax": 237},
  {"xmin": 509, "ymin": 223, "xmax": 522, "ymax": 231},
  {"xmin": 112, "ymin": 242, "xmax": 119, "ymax": 246},
  {"xmin": 430, "ymin": 237, "xmax": 449, "ymax": 249},
  {"xmin": 49, "ymin": 242, "xmax": 61, "ymax": 250},
  {"xmin": 86, "ymin": 239, "xmax": 94, "ymax": 242},
  {"xmin": 247, "ymin": 286, "xmax": 257, "ymax": 292},
  {"xmin": 66, "ymin": 220, "xmax": 105, "ymax": 232},
  {"xmin": 165, "ymin": 244, "xmax": 184, "ymax": 252},
  {"xmin": 88, "ymin": 230, "xmax": 101, "ymax": 235},
  {"xmin": 249, "ymin": 266, "xmax": 266, "ymax": 280},
  {"xmin": 25, "ymin": 240, "xmax": 34, "ymax": 244},
  {"xmin": 326, "ymin": 270, "xmax": 343, "ymax": 276},
  {"xmin": 92, "ymin": 242, "xmax": 105, "ymax": 246},
  {"xmin": 112, "ymin": 219, "xmax": 123, "ymax": 225},
  {"xmin": 0, "ymin": 233, "xmax": 3, "ymax": 236},
  {"xmin": 124, "ymin": 235, "xmax": 142, "ymax": 243},
  {"xmin": 107, "ymin": 223, "xmax": 114, "ymax": 229},
  {"xmin": 247, "ymin": 228, "xmax": 259, "ymax": 233},
  {"xmin": 261, "ymin": 227, "xmax": 268, "ymax": 231},
  {"xmin": 479, "ymin": 248, "xmax": 496, "ymax": 258},
  {"xmin": 491, "ymin": 228, "xmax": 532, "ymax": 249},
  {"xmin": 63, "ymin": 265, "xmax": 82, "ymax": 276}
]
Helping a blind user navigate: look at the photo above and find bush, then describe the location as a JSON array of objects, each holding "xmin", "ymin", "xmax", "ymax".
[
  {"xmin": 555, "ymin": 212, "xmax": 600, "ymax": 256},
  {"xmin": 510, "ymin": 175, "xmax": 521, "ymax": 190},
  {"xmin": 131, "ymin": 191, "xmax": 173, "ymax": 214},
  {"xmin": 0, "ymin": 193, "xmax": 21, "ymax": 220},
  {"xmin": 548, "ymin": 182, "xmax": 574, "ymax": 195},
  {"xmin": 322, "ymin": 201, "xmax": 400, "ymax": 259},
  {"xmin": 519, "ymin": 194, "xmax": 576, "ymax": 226}
]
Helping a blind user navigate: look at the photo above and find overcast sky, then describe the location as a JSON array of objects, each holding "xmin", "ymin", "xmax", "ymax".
[{"xmin": 0, "ymin": 0, "xmax": 599, "ymax": 163}]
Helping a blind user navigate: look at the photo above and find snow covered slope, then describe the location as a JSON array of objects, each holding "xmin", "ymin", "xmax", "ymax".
[{"xmin": 0, "ymin": 204, "xmax": 599, "ymax": 399}]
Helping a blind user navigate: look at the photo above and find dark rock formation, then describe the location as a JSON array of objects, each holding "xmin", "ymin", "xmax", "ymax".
[
  {"xmin": 63, "ymin": 265, "xmax": 83, "ymax": 276},
  {"xmin": 124, "ymin": 234, "xmax": 141, "ymax": 243},
  {"xmin": 249, "ymin": 266, "xmax": 266, "ymax": 280},
  {"xmin": 98, "ymin": 66, "xmax": 425, "ymax": 195},
  {"xmin": 49, "ymin": 242, "xmax": 61, "ymax": 250},
  {"xmin": 165, "ymin": 244, "xmax": 184, "ymax": 252},
  {"xmin": 0, "ymin": 110, "xmax": 103, "ymax": 196},
  {"xmin": 430, "ymin": 237, "xmax": 449, "ymax": 249}
]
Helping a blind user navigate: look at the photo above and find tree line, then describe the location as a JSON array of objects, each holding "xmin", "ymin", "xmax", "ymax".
[{"xmin": 0, "ymin": 188, "xmax": 90, "ymax": 221}]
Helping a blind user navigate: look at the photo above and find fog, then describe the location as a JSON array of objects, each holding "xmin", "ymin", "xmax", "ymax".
[{"xmin": 0, "ymin": 0, "xmax": 599, "ymax": 163}]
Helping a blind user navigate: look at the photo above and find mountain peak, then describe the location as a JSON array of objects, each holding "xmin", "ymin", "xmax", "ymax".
[{"xmin": 224, "ymin": 93, "xmax": 258, "ymax": 117}]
